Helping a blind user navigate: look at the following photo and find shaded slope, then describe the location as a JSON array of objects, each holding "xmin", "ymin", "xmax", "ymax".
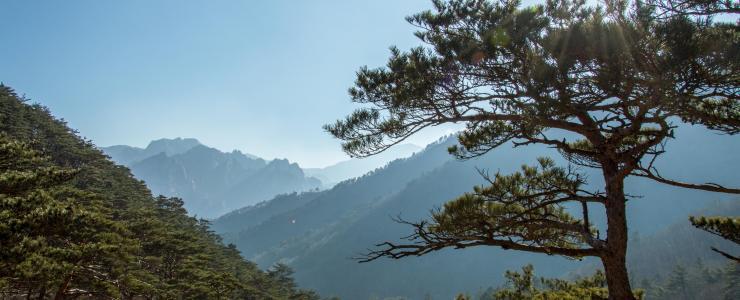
[
  {"xmin": 0, "ymin": 85, "xmax": 319, "ymax": 299},
  {"xmin": 217, "ymin": 124, "xmax": 738, "ymax": 299},
  {"xmin": 304, "ymin": 143, "xmax": 422, "ymax": 187},
  {"xmin": 216, "ymin": 137, "xmax": 458, "ymax": 258},
  {"xmin": 212, "ymin": 191, "xmax": 324, "ymax": 234},
  {"xmin": 102, "ymin": 137, "xmax": 202, "ymax": 165},
  {"xmin": 111, "ymin": 142, "xmax": 321, "ymax": 218}
]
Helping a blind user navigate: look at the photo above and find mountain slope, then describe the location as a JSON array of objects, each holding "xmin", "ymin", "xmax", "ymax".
[
  {"xmin": 212, "ymin": 191, "xmax": 325, "ymax": 234},
  {"xmin": 254, "ymin": 143, "xmax": 572, "ymax": 299},
  {"xmin": 0, "ymin": 85, "xmax": 319, "ymax": 299},
  {"xmin": 303, "ymin": 143, "xmax": 422, "ymax": 187},
  {"xmin": 215, "ymin": 125, "xmax": 738, "ymax": 299},
  {"xmin": 104, "ymin": 140, "xmax": 321, "ymax": 218},
  {"xmin": 102, "ymin": 137, "xmax": 202, "ymax": 165},
  {"xmin": 627, "ymin": 199, "xmax": 740, "ymax": 280},
  {"xmin": 213, "ymin": 137, "xmax": 458, "ymax": 253}
]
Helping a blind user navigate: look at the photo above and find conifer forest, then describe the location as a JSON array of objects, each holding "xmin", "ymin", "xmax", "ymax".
[{"xmin": 0, "ymin": 0, "xmax": 738, "ymax": 299}]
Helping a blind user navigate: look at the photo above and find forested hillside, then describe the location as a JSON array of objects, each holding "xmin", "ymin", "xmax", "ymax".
[
  {"xmin": 212, "ymin": 137, "xmax": 459, "ymax": 261},
  {"xmin": 214, "ymin": 128, "xmax": 738, "ymax": 299},
  {"xmin": 2, "ymin": 0, "xmax": 737, "ymax": 299},
  {"xmin": 471, "ymin": 200, "xmax": 740, "ymax": 300},
  {"xmin": 0, "ymin": 85, "xmax": 320, "ymax": 299},
  {"xmin": 303, "ymin": 143, "xmax": 421, "ymax": 188}
]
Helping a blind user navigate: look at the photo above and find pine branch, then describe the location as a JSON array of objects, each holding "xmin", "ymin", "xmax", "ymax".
[{"xmin": 633, "ymin": 167, "xmax": 740, "ymax": 194}]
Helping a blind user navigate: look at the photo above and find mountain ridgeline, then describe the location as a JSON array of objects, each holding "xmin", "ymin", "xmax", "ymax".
[
  {"xmin": 102, "ymin": 139, "xmax": 322, "ymax": 218},
  {"xmin": 303, "ymin": 143, "xmax": 421, "ymax": 187},
  {"xmin": 103, "ymin": 137, "xmax": 204, "ymax": 165},
  {"xmin": 212, "ymin": 128, "xmax": 739, "ymax": 299},
  {"xmin": 1, "ymin": 87, "xmax": 737, "ymax": 299},
  {"xmin": 0, "ymin": 86, "xmax": 321, "ymax": 299},
  {"xmin": 102, "ymin": 139, "xmax": 421, "ymax": 219}
]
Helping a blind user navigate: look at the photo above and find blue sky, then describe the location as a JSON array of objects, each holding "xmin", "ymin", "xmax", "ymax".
[{"xmin": 0, "ymin": 0, "xmax": 471, "ymax": 167}]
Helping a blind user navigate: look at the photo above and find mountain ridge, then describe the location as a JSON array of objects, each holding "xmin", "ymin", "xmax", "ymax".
[
  {"xmin": 102, "ymin": 138, "xmax": 321, "ymax": 218},
  {"xmin": 213, "ymin": 127, "xmax": 739, "ymax": 299},
  {"xmin": 303, "ymin": 143, "xmax": 422, "ymax": 188}
]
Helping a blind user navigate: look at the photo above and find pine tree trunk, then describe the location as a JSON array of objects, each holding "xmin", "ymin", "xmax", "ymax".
[
  {"xmin": 36, "ymin": 286, "xmax": 46, "ymax": 300},
  {"xmin": 37, "ymin": 286, "xmax": 46, "ymax": 300},
  {"xmin": 602, "ymin": 167, "xmax": 636, "ymax": 300},
  {"xmin": 53, "ymin": 274, "xmax": 73, "ymax": 300}
]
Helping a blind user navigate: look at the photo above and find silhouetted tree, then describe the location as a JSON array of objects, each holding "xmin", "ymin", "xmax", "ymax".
[{"xmin": 326, "ymin": 0, "xmax": 739, "ymax": 298}]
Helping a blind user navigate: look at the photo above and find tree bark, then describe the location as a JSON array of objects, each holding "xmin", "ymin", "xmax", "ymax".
[
  {"xmin": 602, "ymin": 166, "xmax": 636, "ymax": 300},
  {"xmin": 53, "ymin": 273, "xmax": 73, "ymax": 300},
  {"xmin": 36, "ymin": 286, "xmax": 46, "ymax": 300}
]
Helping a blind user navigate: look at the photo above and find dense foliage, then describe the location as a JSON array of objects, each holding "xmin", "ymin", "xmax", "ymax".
[
  {"xmin": 638, "ymin": 261, "xmax": 739, "ymax": 300},
  {"xmin": 472, "ymin": 261, "xmax": 738, "ymax": 300},
  {"xmin": 214, "ymin": 133, "xmax": 738, "ymax": 299},
  {"xmin": 0, "ymin": 85, "xmax": 319, "ymax": 299},
  {"xmin": 325, "ymin": 0, "xmax": 739, "ymax": 298},
  {"xmin": 489, "ymin": 264, "xmax": 640, "ymax": 300}
]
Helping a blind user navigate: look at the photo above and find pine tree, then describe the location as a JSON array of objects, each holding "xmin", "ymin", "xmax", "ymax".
[
  {"xmin": 0, "ymin": 85, "xmax": 321, "ymax": 299},
  {"xmin": 455, "ymin": 293, "xmax": 472, "ymax": 300},
  {"xmin": 494, "ymin": 265, "xmax": 537, "ymax": 300},
  {"xmin": 689, "ymin": 215, "xmax": 740, "ymax": 261},
  {"xmin": 723, "ymin": 263, "xmax": 740, "ymax": 300},
  {"xmin": 268, "ymin": 263, "xmax": 298, "ymax": 296},
  {"xmin": 663, "ymin": 265, "xmax": 690, "ymax": 299},
  {"xmin": 492, "ymin": 264, "xmax": 642, "ymax": 300},
  {"xmin": 0, "ymin": 135, "xmax": 137, "ymax": 298},
  {"xmin": 325, "ymin": 1, "xmax": 739, "ymax": 298}
]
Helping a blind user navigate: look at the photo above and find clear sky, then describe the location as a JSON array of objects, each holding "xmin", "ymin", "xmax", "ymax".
[{"xmin": 0, "ymin": 0, "xmax": 468, "ymax": 168}]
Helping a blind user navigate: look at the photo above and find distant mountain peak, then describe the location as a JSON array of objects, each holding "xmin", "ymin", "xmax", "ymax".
[
  {"xmin": 148, "ymin": 137, "xmax": 201, "ymax": 144},
  {"xmin": 101, "ymin": 138, "xmax": 321, "ymax": 218},
  {"xmin": 144, "ymin": 137, "xmax": 202, "ymax": 156},
  {"xmin": 268, "ymin": 158, "xmax": 294, "ymax": 166}
]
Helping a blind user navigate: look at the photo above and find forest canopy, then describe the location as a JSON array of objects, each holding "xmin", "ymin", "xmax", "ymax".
[
  {"xmin": 0, "ymin": 85, "xmax": 320, "ymax": 299},
  {"xmin": 326, "ymin": 0, "xmax": 739, "ymax": 299}
]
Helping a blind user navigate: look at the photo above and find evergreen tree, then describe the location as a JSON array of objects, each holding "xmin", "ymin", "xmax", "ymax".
[
  {"xmin": 455, "ymin": 293, "xmax": 472, "ymax": 300},
  {"xmin": 268, "ymin": 263, "xmax": 299, "ymax": 296},
  {"xmin": 723, "ymin": 263, "xmax": 740, "ymax": 300},
  {"xmin": 494, "ymin": 265, "xmax": 538, "ymax": 300},
  {"xmin": 325, "ymin": 1, "xmax": 738, "ymax": 298},
  {"xmin": 0, "ymin": 85, "xmax": 321, "ymax": 299},
  {"xmin": 491, "ymin": 264, "xmax": 643, "ymax": 300},
  {"xmin": 0, "ymin": 135, "xmax": 137, "ymax": 298},
  {"xmin": 689, "ymin": 215, "xmax": 740, "ymax": 261},
  {"xmin": 663, "ymin": 265, "xmax": 690, "ymax": 299}
]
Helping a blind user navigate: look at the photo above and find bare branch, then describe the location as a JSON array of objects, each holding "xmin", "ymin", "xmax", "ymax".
[
  {"xmin": 710, "ymin": 247, "xmax": 740, "ymax": 262},
  {"xmin": 633, "ymin": 167, "xmax": 740, "ymax": 194}
]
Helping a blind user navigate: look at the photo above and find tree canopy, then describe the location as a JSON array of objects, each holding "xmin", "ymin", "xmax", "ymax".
[
  {"xmin": 0, "ymin": 85, "xmax": 320, "ymax": 299},
  {"xmin": 491, "ymin": 264, "xmax": 643, "ymax": 300},
  {"xmin": 326, "ymin": 0, "xmax": 739, "ymax": 299}
]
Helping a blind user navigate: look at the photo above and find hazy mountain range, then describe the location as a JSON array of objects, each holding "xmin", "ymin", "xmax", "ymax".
[
  {"xmin": 303, "ymin": 143, "xmax": 422, "ymax": 188},
  {"xmin": 102, "ymin": 138, "xmax": 320, "ymax": 218},
  {"xmin": 101, "ymin": 138, "xmax": 420, "ymax": 218},
  {"xmin": 103, "ymin": 130, "xmax": 738, "ymax": 299},
  {"xmin": 210, "ymin": 127, "xmax": 739, "ymax": 299}
]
